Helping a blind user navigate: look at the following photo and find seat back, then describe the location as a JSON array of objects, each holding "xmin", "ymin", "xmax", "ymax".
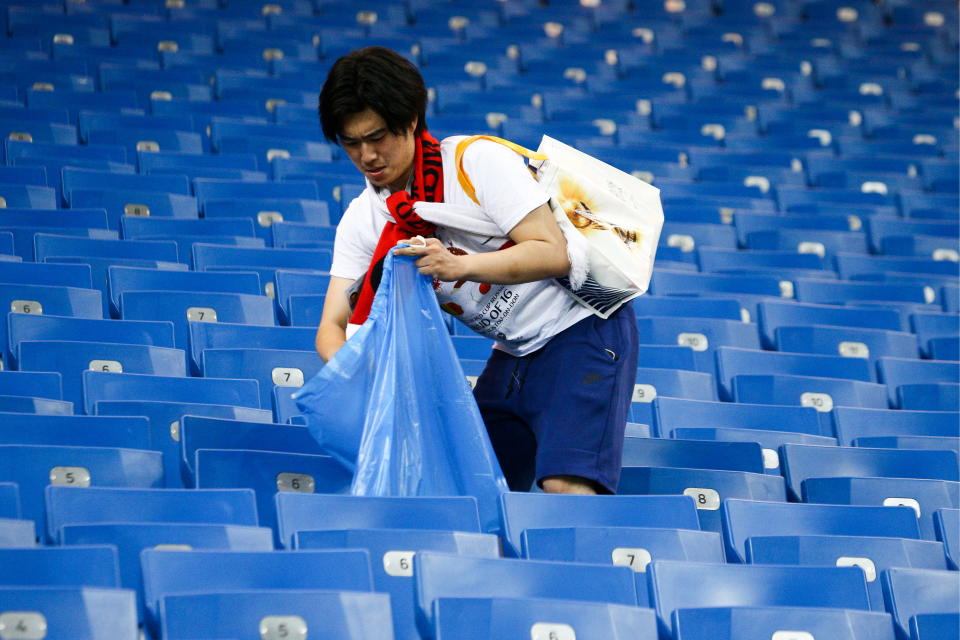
[
  {"xmin": 0, "ymin": 586, "xmax": 137, "ymax": 639},
  {"xmin": 0, "ymin": 546, "xmax": 120, "ymax": 588},
  {"xmin": 81, "ymin": 371, "xmax": 260, "ymax": 415},
  {"xmin": 881, "ymin": 568, "xmax": 960, "ymax": 639}
]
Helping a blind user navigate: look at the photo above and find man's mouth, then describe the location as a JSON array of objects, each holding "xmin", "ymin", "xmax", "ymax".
[{"xmin": 366, "ymin": 167, "xmax": 386, "ymax": 179}]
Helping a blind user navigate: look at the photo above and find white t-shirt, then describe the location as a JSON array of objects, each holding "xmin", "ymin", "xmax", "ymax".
[{"xmin": 331, "ymin": 136, "xmax": 591, "ymax": 356}]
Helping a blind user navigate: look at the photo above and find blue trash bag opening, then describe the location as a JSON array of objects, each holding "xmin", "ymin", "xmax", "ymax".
[{"xmin": 294, "ymin": 251, "xmax": 508, "ymax": 533}]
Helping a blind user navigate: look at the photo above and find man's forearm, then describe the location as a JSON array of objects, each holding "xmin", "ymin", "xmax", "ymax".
[
  {"xmin": 458, "ymin": 239, "xmax": 570, "ymax": 285},
  {"xmin": 316, "ymin": 323, "xmax": 346, "ymax": 363}
]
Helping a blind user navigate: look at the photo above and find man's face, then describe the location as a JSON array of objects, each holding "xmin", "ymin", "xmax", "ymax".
[{"xmin": 339, "ymin": 108, "xmax": 417, "ymax": 193}]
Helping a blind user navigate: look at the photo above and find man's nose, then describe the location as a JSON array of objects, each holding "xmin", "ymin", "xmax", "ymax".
[{"xmin": 360, "ymin": 143, "xmax": 378, "ymax": 165}]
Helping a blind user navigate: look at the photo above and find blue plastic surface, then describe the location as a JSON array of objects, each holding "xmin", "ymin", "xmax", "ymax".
[{"xmin": 295, "ymin": 254, "xmax": 507, "ymax": 533}]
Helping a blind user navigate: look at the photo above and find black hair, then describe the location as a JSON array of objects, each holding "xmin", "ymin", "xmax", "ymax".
[{"xmin": 319, "ymin": 46, "xmax": 428, "ymax": 143}]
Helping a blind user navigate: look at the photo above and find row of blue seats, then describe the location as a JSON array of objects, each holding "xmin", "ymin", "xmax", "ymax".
[{"xmin": 0, "ymin": 490, "xmax": 957, "ymax": 638}]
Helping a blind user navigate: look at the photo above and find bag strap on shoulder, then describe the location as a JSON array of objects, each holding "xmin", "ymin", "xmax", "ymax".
[{"xmin": 454, "ymin": 135, "xmax": 548, "ymax": 206}]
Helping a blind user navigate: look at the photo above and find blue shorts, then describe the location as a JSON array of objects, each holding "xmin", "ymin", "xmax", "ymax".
[{"xmin": 473, "ymin": 303, "xmax": 638, "ymax": 493}]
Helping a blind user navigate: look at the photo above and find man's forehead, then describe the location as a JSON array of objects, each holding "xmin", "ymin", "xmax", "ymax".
[{"xmin": 340, "ymin": 109, "xmax": 387, "ymax": 139}]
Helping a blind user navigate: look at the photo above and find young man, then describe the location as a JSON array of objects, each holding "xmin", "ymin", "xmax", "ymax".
[{"xmin": 315, "ymin": 46, "xmax": 638, "ymax": 495}]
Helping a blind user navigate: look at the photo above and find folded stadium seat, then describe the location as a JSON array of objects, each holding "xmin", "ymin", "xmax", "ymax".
[
  {"xmin": 6, "ymin": 137, "xmax": 127, "ymax": 166},
  {"xmin": 899, "ymin": 383, "xmax": 960, "ymax": 411},
  {"xmin": 87, "ymin": 125, "xmax": 204, "ymax": 157},
  {"xmin": 0, "ymin": 396, "xmax": 73, "ymax": 415},
  {"xmin": 70, "ymin": 190, "xmax": 200, "ymax": 229},
  {"xmin": 62, "ymin": 522, "xmax": 273, "ymax": 624},
  {"xmin": 919, "ymin": 159, "xmax": 959, "ymax": 193},
  {"xmin": 25, "ymin": 89, "xmax": 140, "ymax": 123},
  {"xmin": 648, "ymin": 560, "xmax": 876, "ymax": 639},
  {"xmin": 775, "ymin": 185, "xmax": 897, "ymax": 214},
  {"xmin": 940, "ymin": 286, "xmax": 959, "ymax": 314},
  {"xmin": 622, "ymin": 438, "xmax": 766, "ymax": 474},
  {"xmin": 0, "ymin": 219, "xmax": 116, "ymax": 262},
  {"xmin": 747, "ymin": 534, "xmax": 948, "ymax": 610},
  {"xmin": 630, "ymin": 295, "xmax": 745, "ymax": 321},
  {"xmin": 732, "ymin": 212, "xmax": 862, "ymax": 247},
  {"xmin": 62, "ymin": 167, "xmax": 190, "ymax": 206},
  {"xmin": 160, "ymin": 590, "xmax": 395, "ymax": 640},
  {"xmin": 911, "ymin": 613, "xmax": 960, "ymax": 640},
  {"xmin": 435, "ymin": 597, "xmax": 658, "ymax": 640},
  {"xmin": 934, "ymin": 508, "xmax": 959, "ymax": 569},
  {"xmin": 18, "ymin": 341, "xmax": 186, "ymax": 409},
  {"xmin": 415, "ymin": 552, "xmax": 637, "ymax": 637},
  {"xmin": 775, "ymin": 325, "xmax": 920, "ymax": 363},
  {"xmin": 0, "ymin": 231, "xmax": 14, "ymax": 257},
  {"xmin": 273, "ymin": 269, "xmax": 331, "ymax": 324},
  {"xmin": 866, "ymin": 218, "xmax": 960, "ymax": 255},
  {"xmin": 928, "ymin": 337, "xmax": 960, "ymax": 362},
  {"xmin": 877, "ymin": 357, "xmax": 960, "ymax": 409},
  {"xmin": 209, "ymin": 119, "xmax": 331, "ymax": 152},
  {"xmin": 108, "ymin": 264, "xmax": 263, "ymax": 320},
  {"xmin": 853, "ymin": 436, "xmax": 959, "ymax": 457},
  {"xmin": 0, "ymin": 371, "xmax": 62, "ymax": 400},
  {"xmin": 273, "ymin": 385, "xmax": 307, "ymax": 425},
  {"xmin": 795, "ymin": 278, "xmax": 938, "ymax": 308},
  {"xmin": 192, "ymin": 244, "xmax": 332, "ymax": 282},
  {"xmin": 205, "ymin": 198, "xmax": 332, "ymax": 244},
  {"xmin": 499, "ymin": 492, "xmax": 700, "ymax": 559},
  {"xmin": 276, "ymin": 494, "xmax": 483, "ymax": 549},
  {"xmin": 0, "ymin": 518, "xmax": 34, "ymax": 547},
  {"xmin": 780, "ymin": 443, "xmax": 959, "ymax": 503},
  {"xmin": 882, "ymin": 568, "xmax": 960, "ymax": 640},
  {"xmin": 833, "ymin": 407, "xmax": 959, "ymax": 447},
  {"xmin": 0, "ymin": 444, "xmax": 163, "ymax": 543},
  {"xmin": 199, "ymin": 347, "xmax": 321, "ymax": 413},
  {"xmin": 217, "ymin": 135, "xmax": 335, "ymax": 171},
  {"xmin": 137, "ymin": 148, "xmax": 257, "ymax": 173},
  {"xmin": 804, "ymin": 476, "xmax": 959, "ymax": 541},
  {"xmin": 636, "ymin": 316, "xmax": 760, "ymax": 373},
  {"xmin": 0, "ymin": 182, "xmax": 56, "ymax": 209},
  {"xmin": 0, "ymin": 482, "xmax": 19, "ymax": 519},
  {"xmin": 660, "ymin": 222, "xmax": 738, "ymax": 256},
  {"xmin": 0, "ymin": 283, "xmax": 101, "ymax": 322},
  {"xmin": 697, "ymin": 247, "xmax": 828, "ymax": 274},
  {"xmin": 6, "ymin": 314, "xmax": 174, "ymax": 372},
  {"xmin": 0, "ymin": 547, "xmax": 120, "ymax": 591},
  {"xmin": 882, "ymin": 233, "xmax": 960, "ymax": 261},
  {"xmin": 675, "ymin": 606, "xmax": 895, "ymax": 640},
  {"xmin": 908, "ymin": 313, "xmax": 959, "ymax": 360},
  {"xmin": 836, "ymin": 256, "xmax": 959, "ymax": 283},
  {"xmin": 756, "ymin": 299, "xmax": 903, "ymax": 350},
  {"xmin": 0, "ymin": 119, "xmax": 76, "ymax": 144},
  {"xmin": 744, "ymin": 228, "xmax": 870, "ymax": 259},
  {"xmin": 120, "ymin": 216, "xmax": 256, "ymax": 242},
  {"xmin": 630, "ymin": 367, "xmax": 717, "ymax": 426},
  {"xmin": 0, "ymin": 412, "xmax": 149, "ymax": 450},
  {"xmin": 82, "ymin": 368, "xmax": 261, "ymax": 413},
  {"xmin": 213, "ymin": 71, "xmax": 319, "ymax": 104},
  {"xmin": 140, "ymin": 548, "xmax": 374, "ymax": 636},
  {"xmin": 450, "ymin": 336, "xmax": 494, "ymax": 361},
  {"xmin": 296, "ymin": 528, "xmax": 500, "ymax": 640},
  {"xmin": 33, "ymin": 235, "xmax": 180, "ymax": 270},
  {"xmin": 271, "ymin": 221, "xmax": 335, "ymax": 250},
  {"xmin": 899, "ymin": 192, "xmax": 960, "ymax": 220}
]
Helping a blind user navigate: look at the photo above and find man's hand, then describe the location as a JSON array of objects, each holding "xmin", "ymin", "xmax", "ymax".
[{"xmin": 394, "ymin": 237, "xmax": 467, "ymax": 282}]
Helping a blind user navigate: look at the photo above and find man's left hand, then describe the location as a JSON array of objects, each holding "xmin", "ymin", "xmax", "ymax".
[{"xmin": 394, "ymin": 237, "xmax": 466, "ymax": 282}]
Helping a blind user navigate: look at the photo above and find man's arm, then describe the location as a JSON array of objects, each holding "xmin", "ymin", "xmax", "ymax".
[
  {"xmin": 393, "ymin": 201, "xmax": 569, "ymax": 284},
  {"xmin": 315, "ymin": 276, "xmax": 354, "ymax": 362}
]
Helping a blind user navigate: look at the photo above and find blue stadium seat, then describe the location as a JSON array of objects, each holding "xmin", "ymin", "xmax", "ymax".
[
  {"xmin": 649, "ymin": 561, "xmax": 872, "ymax": 639},
  {"xmin": 522, "ymin": 526, "xmax": 723, "ymax": 606},
  {"xmin": 636, "ymin": 316, "xmax": 760, "ymax": 372},
  {"xmin": 757, "ymin": 300, "xmax": 903, "ymax": 349},
  {"xmin": 7, "ymin": 314, "xmax": 174, "ymax": 372},
  {"xmin": 0, "ymin": 283, "xmax": 102, "ymax": 320},
  {"xmin": 781, "ymin": 443, "xmax": 959, "ymax": 502},
  {"xmin": 0, "ymin": 371, "xmax": 62, "ymax": 401},
  {"xmin": 0, "ymin": 183, "xmax": 57, "ymax": 209},
  {"xmin": 747, "ymin": 534, "xmax": 950, "ymax": 610},
  {"xmin": 205, "ymin": 198, "xmax": 331, "ymax": 244},
  {"xmin": 434, "ymin": 597, "xmax": 658, "ymax": 640},
  {"xmin": 897, "ymin": 383, "xmax": 960, "ymax": 411},
  {"xmin": 93, "ymin": 400, "xmax": 272, "ymax": 488},
  {"xmin": 187, "ymin": 323, "xmax": 316, "ymax": 375},
  {"xmin": 62, "ymin": 168, "xmax": 190, "ymax": 205},
  {"xmin": 193, "ymin": 179, "xmax": 320, "ymax": 211},
  {"xmin": 619, "ymin": 464, "xmax": 787, "ymax": 531},
  {"xmin": 650, "ymin": 268, "xmax": 787, "ymax": 299},
  {"xmin": 795, "ymin": 278, "xmax": 934, "ymax": 306},
  {"xmin": 674, "ymin": 606, "xmax": 896, "ymax": 640},
  {"xmin": 0, "ymin": 546, "xmax": 120, "ymax": 590},
  {"xmin": 630, "ymin": 368, "xmax": 717, "ymax": 425},
  {"xmin": 671, "ymin": 427, "xmax": 837, "ymax": 475},
  {"xmin": 272, "ymin": 385, "xmax": 306, "ymax": 424},
  {"xmin": 745, "ymin": 228, "xmax": 870, "ymax": 257},
  {"xmin": 108, "ymin": 264, "xmax": 262, "ymax": 318},
  {"xmin": 715, "ymin": 347, "xmax": 874, "ymax": 401},
  {"xmin": 276, "ymin": 494, "xmax": 482, "ymax": 549},
  {"xmin": 138, "ymin": 150, "xmax": 258, "ymax": 175},
  {"xmin": 854, "ymin": 436, "xmax": 960, "ymax": 456},
  {"xmin": 81, "ymin": 370, "xmax": 260, "ymax": 415},
  {"xmin": 201, "ymin": 348, "xmax": 322, "ymax": 411},
  {"xmin": 120, "ymin": 216, "xmax": 256, "ymax": 242},
  {"xmin": 18, "ymin": 341, "xmax": 186, "ymax": 409},
  {"xmin": 911, "ymin": 312, "xmax": 960, "ymax": 359},
  {"xmin": 46, "ymin": 486, "xmax": 258, "ymax": 545},
  {"xmin": 194, "ymin": 449, "xmax": 351, "ymax": 538},
  {"xmin": 415, "ymin": 552, "xmax": 638, "ymax": 638},
  {"xmin": 296, "ymin": 528, "xmax": 500, "ymax": 640},
  {"xmin": 882, "ymin": 568, "xmax": 959, "ymax": 640},
  {"xmin": 731, "ymin": 374, "xmax": 889, "ymax": 416},
  {"xmin": 911, "ymin": 613, "xmax": 960, "ymax": 640},
  {"xmin": 803, "ymin": 477, "xmax": 959, "ymax": 541},
  {"xmin": 0, "ymin": 413, "xmax": 148, "ymax": 450},
  {"xmin": 775, "ymin": 321, "xmax": 921, "ymax": 361},
  {"xmin": 0, "ymin": 586, "xmax": 138, "ymax": 640},
  {"xmin": 877, "ymin": 357, "xmax": 960, "ymax": 408},
  {"xmin": 273, "ymin": 269, "xmax": 332, "ymax": 321},
  {"xmin": 698, "ymin": 246, "xmax": 829, "ymax": 273},
  {"xmin": 630, "ymin": 295, "xmax": 745, "ymax": 321},
  {"xmin": 0, "ymin": 483, "xmax": 20, "ymax": 519},
  {"xmin": 732, "ymin": 212, "xmax": 858, "ymax": 246},
  {"xmin": 0, "ymin": 261, "xmax": 93, "ymax": 290},
  {"xmin": 652, "ymin": 397, "xmax": 825, "ymax": 439},
  {"xmin": 721, "ymin": 500, "xmax": 923, "ymax": 563},
  {"xmin": 0, "ymin": 518, "xmax": 34, "ymax": 547},
  {"xmin": 499, "ymin": 493, "xmax": 701, "ymax": 558},
  {"xmin": 62, "ymin": 522, "xmax": 273, "ymax": 623},
  {"xmin": 160, "ymin": 591, "xmax": 395, "ymax": 640},
  {"xmin": 141, "ymin": 549, "xmax": 374, "ymax": 634},
  {"xmin": 271, "ymin": 221, "xmax": 336, "ymax": 250},
  {"xmin": 928, "ymin": 337, "xmax": 960, "ymax": 362},
  {"xmin": 33, "ymin": 234, "xmax": 180, "ymax": 265},
  {"xmin": 865, "ymin": 218, "xmax": 958, "ymax": 254},
  {"xmin": 934, "ymin": 508, "xmax": 959, "ymax": 570},
  {"xmin": 1, "ymin": 226, "xmax": 117, "ymax": 262},
  {"xmin": 0, "ymin": 395, "xmax": 73, "ymax": 415},
  {"xmin": 192, "ymin": 244, "xmax": 333, "ymax": 276},
  {"xmin": 833, "ymin": 407, "xmax": 959, "ymax": 447},
  {"xmin": 71, "ymin": 189, "xmax": 200, "ymax": 229}
]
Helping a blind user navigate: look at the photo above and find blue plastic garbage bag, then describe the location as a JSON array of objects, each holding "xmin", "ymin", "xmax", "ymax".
[{"xmin": 294, "ymin": 252, "xmax": 508, "ymax": 533}]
